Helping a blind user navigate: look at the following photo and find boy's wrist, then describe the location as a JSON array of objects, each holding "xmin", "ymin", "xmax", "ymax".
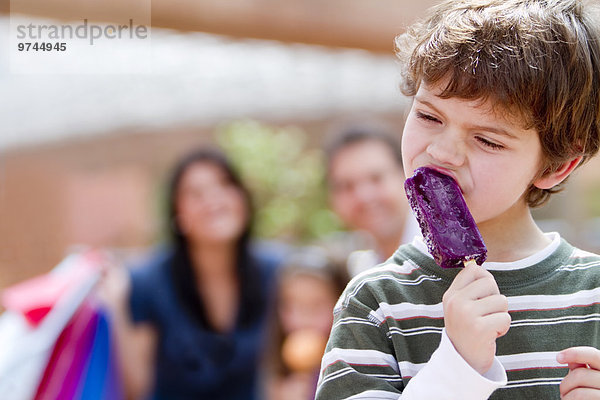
[
  {"xmin": 401, "ymin": 328, "xmax": 506, "ymax": 400},
  {"xmin": 439, "ymin": 328, "xmax": 506, "ymax": 384}
]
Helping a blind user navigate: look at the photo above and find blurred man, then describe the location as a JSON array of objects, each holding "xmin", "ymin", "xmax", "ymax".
[{"xmin": 324, "ymin": 122, "xmax": 419, "ymax": 277}]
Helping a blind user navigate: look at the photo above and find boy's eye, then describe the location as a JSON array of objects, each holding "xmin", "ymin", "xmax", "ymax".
[
  {"xmin": 475, "ymin": 136, "xmax": 504, "ymax": 150},
  {"xmin": 415, "ymin": 111, "xmax": 440, "ymax": 123}
]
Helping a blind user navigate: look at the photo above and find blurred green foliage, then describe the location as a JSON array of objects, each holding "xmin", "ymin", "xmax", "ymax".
[{"xmin": 215, "ymin": 120, "xmax": 342, "ymax": 242}]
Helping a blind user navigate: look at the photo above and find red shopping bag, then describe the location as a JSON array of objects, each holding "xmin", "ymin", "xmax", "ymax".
[
  {"xmin": 34, "ymin": 301, "xmax": 99, "ymax": 400},
  {"xmin": 0, "ymin": 250, "xmax": 123, "ymax": 400}
]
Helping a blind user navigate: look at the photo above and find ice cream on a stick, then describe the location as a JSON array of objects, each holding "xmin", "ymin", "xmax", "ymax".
[{"xmin": 404, "ymin": 167, "xmax": 487, "ymax": 268}]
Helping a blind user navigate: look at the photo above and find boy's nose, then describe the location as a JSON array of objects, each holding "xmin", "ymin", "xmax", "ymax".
[{"xmin": 426, "ymin": 134, "xmax": 466, "ymax": 167}]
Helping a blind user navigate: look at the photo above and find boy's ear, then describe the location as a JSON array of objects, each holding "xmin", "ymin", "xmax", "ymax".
[{"xmin": 533, "ymin": 156, "xmax": 583, "ymax": 190}]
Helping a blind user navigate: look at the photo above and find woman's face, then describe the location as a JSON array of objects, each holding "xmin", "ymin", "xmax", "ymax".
[{"xmin": 175, "ymin": 161, "xmax": 248, "ymax": 246}]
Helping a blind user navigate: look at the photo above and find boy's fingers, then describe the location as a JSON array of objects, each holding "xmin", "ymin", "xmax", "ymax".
[
  {"xmin": 558, "ymin": 347, "xmax": 600, "ymax": 370},
  {"xmin": 447, "ymin": 262, "xmax": 479, "ymax": 291},
  {"xmin": 568, "ymin": 363, "xmax": 590, "ymax": 371},
  {"xmin": 481, "ymin": 311, "xmax": 511, "ymax": 338},
  {"xmin": 560, "ymin": 367, "xmax": 600, "ymax": 398},
  {"xmin": 448, "ymin": 261, "xmax": 494, "ymax": 292},
  {"xmin": 475, "ymin": 294, "xmax": 509, "ymax": 316},
  {"xmin": 462, "ymin": 276, "xmax": 501, "ymax": 300},
  {"xmin": 465, "ymin": 259, "xmax": 492, "ymax": 279},
  {"xmin": 561, "ymin": 388, "xmax": 600, "ymax": 400}
]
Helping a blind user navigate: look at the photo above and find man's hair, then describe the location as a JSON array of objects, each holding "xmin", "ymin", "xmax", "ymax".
[
  {"xmin": 396, "ymin": 0, "xmax": 600, "ymax": 207},
  {"xmin": 324, "ymin": 122, "xmax": 403, "ymax": 178}
]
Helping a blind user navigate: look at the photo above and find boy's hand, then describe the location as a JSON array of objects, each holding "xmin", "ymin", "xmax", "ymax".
[
  {"xmin": 558, "ymin": 346, "xmax": 600, "ymax": 399},
  {"xmin": 442, "ymin": 261, "xmax": 511, "ymax": 375}
]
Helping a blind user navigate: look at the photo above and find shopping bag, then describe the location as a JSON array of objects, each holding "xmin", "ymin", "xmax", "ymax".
[
  {"xmin": 0, "ymin": 251, "xmax": 104, "ymax": 400},
  {"xmin": 34, "ymin": 300, "xmax": 123, "ymax": 400},
  {"xmin": 34, "ymin": 300, "xmax": 98, "ymax": 400},
  {"xmin": 78, "ymin": 307, "xmax": 123, "ymax": 400}
]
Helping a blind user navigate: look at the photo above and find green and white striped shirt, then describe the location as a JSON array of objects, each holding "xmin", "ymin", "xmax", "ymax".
[{"xmin": 316, "ymin": 233, "xmax": 600, "ymax": 399}]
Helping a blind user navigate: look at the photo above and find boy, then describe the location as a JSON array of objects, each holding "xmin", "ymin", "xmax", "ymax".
[{"xmin": 315, "ymin": 0, "xmax": 600, "ymax": 399}]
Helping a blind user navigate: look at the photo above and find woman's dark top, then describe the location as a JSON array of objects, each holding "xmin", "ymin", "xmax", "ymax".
[{"xmin": 128, "ymin": 243, "xmax": 283, "ymax": 400}]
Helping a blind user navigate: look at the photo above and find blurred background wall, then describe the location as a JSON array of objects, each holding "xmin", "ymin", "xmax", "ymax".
[{"xmin": 1, "ymin": 0, "xmax": 599, "ymax": 290}]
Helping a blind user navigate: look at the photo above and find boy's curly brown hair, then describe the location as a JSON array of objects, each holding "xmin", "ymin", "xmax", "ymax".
[{"xmin": 396, "ymin": 0, "xmax": 600, "ymax": 207}]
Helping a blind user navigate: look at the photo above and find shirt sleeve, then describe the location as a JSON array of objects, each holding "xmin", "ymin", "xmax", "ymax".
[
  {"xmin": 400, "ymin": 328, "xmax": 506, "ymax": 399},
  {"xmin": 315, "ymin": 297, "xmax": 506, "ymax": 400}
]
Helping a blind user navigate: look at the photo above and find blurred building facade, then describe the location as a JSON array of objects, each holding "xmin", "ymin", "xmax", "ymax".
[
  {"xmin": 1, "ymin": 0, "xmax": 599, "ymax": 289},
  {"xmin": 0, "ymin": 6, "xmax": 414, "ymax": 286}
]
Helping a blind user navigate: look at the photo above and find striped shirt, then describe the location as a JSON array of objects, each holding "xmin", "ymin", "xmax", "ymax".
[{"xmin": 316, "ymin": 234, "xmax": 600, "ymax": 399}]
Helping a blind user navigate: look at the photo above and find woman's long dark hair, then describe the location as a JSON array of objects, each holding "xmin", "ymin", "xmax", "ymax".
[{"xmin": 166, "ymin": 147, "xmax": 265, "ymax": 330}]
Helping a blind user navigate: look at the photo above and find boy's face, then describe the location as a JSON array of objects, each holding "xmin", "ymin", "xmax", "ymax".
[{"xmin": 402, "ymin": 80, "xmax": 544, "ymax": 229}]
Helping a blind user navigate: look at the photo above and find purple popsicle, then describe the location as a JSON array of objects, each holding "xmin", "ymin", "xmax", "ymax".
[{"xmin": 404, "ymin": 167, "xmax": 487, "ymax": 268}]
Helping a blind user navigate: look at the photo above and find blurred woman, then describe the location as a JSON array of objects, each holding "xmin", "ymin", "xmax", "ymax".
[
  {"xmin": 106, "ymin": 148, "xmax": 281, "ymax": 399},
  {"xmin": 262, "ymin": 247, "xmax": 347, "ymax": 400}
]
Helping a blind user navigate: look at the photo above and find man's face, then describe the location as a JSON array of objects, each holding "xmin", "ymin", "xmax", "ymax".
[
  {"xmin": 328, "ymin": 140, "xmax": 408, "ymax": 240},
  {"xmin": 401, "ymin": 80, "xmax": 545, "ymax": 234}
]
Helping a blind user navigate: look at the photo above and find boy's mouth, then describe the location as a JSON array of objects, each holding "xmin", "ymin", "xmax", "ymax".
[{"xmin": 421, "ymin": 165, "xmax": 462, "ymax": 191}]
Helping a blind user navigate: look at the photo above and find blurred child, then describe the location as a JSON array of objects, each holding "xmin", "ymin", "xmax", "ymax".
[{"xmin": 264, "ymin": 247, "xmax": 347, "ymax": 400}]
